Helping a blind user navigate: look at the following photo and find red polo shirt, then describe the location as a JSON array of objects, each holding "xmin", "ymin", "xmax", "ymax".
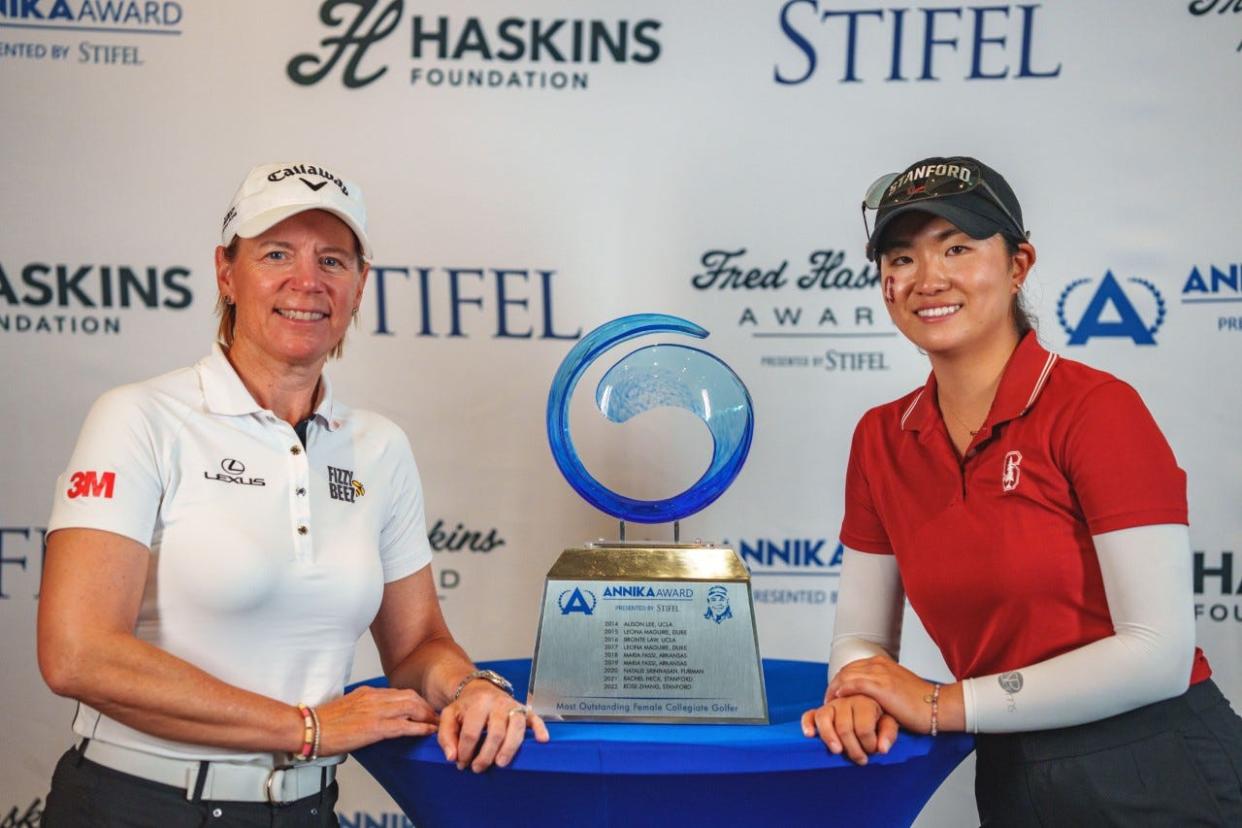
[{"xmin": 840, "ymin": 332, "xmax": 1209, "ymax": 684}]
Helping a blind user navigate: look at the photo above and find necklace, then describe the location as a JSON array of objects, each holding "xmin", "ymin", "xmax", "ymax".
[{"xmin": 941, "ymin": 402, "xmax": 983, "ymax": 437}]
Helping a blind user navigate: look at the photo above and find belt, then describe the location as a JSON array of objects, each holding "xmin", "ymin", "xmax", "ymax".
[{"xmin": 78, "ymin": 739, "xmax": 338, "ymax": 804}]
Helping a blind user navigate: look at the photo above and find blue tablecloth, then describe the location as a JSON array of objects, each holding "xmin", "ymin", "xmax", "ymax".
[{"xmin": 350, "ymin": 659, "xmax": 973, "ymax": 827}]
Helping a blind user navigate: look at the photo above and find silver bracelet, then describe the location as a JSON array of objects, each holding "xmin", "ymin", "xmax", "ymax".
[{"xmin": 452, "ymin": 669, "xmax": 514, "ymax": 702}]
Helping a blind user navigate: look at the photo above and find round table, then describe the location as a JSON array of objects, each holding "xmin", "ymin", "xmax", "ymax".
[{"xmin": 349, "ymin": 659, "xmax": 974, "ymax": 827}]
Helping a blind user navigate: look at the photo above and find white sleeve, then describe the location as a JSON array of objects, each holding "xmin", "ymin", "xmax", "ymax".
[
  {"xmin": 47, "ymin": 386, "xmax": 164, "ymax": 548},
  {"xmin": 377, "ymin": 429, "xmax": 434, "ymax": 583},
  {"xmin": 964, "ymin": 524, "xmax": 1195, "ymax": 733},
  {"xmin": 828, "ymin": 547, "xmax": 905, "ymax": 683}
]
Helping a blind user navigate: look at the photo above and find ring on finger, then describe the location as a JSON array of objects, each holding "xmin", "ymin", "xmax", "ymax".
[{"xmin": 507, "ymin": 704, "xmax": 530, "ymax": 719}]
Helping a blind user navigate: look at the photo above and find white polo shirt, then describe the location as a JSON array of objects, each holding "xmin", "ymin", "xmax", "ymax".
[{"xmin": 47, "ymin": 345, "xmax": 433, "ymax": 761}]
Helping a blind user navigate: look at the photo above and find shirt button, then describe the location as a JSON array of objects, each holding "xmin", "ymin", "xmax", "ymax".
[
  {"xmin": 290, "ymin": 445, "xmax": 302, "ymax": 455},
  {"xmin": 296, "ymin": 487, "xmax": 306, "ymax": 496},
  {"xmin": 297, "ymin": 525, "xmax": 309, "ymax": 535}
]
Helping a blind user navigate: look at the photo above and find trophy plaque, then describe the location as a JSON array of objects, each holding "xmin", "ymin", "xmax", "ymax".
[{"xmin": 530, "ymin": 313, "xmax": 766, "ymax": 723}]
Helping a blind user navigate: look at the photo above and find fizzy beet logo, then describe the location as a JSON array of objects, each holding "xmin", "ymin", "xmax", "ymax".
[
  {"xmin": 287, "ymin": 0, "xmax": 662, "ymax": 91},
  {"xmin": 1057, "ymin": 271, "xmax": 1166, "ymax": 346}
]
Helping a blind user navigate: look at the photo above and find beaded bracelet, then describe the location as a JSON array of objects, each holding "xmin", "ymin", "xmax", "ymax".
[
  {"xmin": 308, "ymin": 705, "xmax": 322, "ymax": 761},
  {"xmin": 928, "ymin": 683, "xmax": 942, "ymax": 737},
  {"xmin": 294, "ymin": 703, "xmax": 316, "ymax": 761}
]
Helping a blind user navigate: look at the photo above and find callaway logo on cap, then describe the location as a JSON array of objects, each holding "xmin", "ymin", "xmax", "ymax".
[{"xmin": 221, "ymin": 162, "xmax": 372, "ymax": 260}]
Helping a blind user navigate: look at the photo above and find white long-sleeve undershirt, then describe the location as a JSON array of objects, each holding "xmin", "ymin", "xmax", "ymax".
[{"xmin": 828, "ymin": 524, "xmax": 1196, "ymax": 733}]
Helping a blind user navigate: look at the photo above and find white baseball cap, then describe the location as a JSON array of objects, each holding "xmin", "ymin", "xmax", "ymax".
[{"xmin": 221, "ymin": 162, "xmax": 372, "ymax": 260}]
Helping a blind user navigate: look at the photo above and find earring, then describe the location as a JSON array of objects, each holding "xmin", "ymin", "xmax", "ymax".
[{"xmin": 224, "ymin": 296, "xmax": 235, "ymax": 306}]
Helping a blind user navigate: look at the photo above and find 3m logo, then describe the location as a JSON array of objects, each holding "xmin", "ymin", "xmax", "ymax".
[{"xmin": 67, "ymin": 471, "xmax": 116, "ymax": 499}]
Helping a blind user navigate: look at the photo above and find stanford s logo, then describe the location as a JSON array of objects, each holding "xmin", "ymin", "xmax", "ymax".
[
  {"xmin": 558, "ymin": 588, "xmax": 597, "ymax": 616},
  {"xmin": 67, "ymin": 470, "xmax": 116, "ymax": 499},
  {"xmin": 1057, "ymin": 271, "xmax": 1166, "ymax": 346},
  {"xmin": 287, "ymin": 0, "xmax": 403, "ymax": 89},
  {"xmin": 1002, "ymin": 451, "xmax": 1022, "ymax": 493}
]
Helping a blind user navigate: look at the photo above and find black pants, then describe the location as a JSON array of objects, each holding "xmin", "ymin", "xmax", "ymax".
[
  {"xmin": 976, "ymin": 679, "xmax": 1242, "ymax": 827},
  {"xmin": 42, "ymin": 747, "xmax": 340, "ymax": 828}
]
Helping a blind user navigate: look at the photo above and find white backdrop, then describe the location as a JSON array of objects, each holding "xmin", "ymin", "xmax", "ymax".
[{"xmin": 3, "ymin": 2, "xmax": 1241, "ymax": 825}]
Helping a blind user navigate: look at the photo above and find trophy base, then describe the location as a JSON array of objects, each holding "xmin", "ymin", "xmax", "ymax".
[{"xmin": 529, "ymin": 544, "xmax": 768, "ymax": 724}]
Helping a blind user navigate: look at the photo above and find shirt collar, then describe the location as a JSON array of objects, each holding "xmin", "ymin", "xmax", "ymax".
[
  {"xmin": 899, "ymin": 331, "xmax": 1060, "ymax": 438},
  {"xmin": 197, "ymin": 343, "xmax": 347, "ymax": 431}
]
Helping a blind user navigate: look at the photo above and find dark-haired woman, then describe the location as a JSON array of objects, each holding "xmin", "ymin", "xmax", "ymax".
[{"xmin": 802, "ymin": 156, "xmax": 1242, "ymax": 824}]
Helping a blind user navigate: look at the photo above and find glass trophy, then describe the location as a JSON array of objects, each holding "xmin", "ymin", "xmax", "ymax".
[{"xmin": 529, "ymin": 313, "xmax": 767, "ymax": 723}]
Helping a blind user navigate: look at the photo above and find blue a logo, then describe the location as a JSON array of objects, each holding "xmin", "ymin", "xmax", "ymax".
[
  {"xmin": 1057, "ymin": 271, "xmax": 1166, "ymax": 346},
  {"xmin": 557, "ymin": 587, "xmax": 597, "ymax": 616}
]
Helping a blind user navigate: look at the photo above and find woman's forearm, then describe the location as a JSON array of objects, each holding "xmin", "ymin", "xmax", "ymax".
[
  {"xmin": 964, "ymin": 524, "xmax": 1195, "ymax": 733},
  {"xmin": 828, "ymin": 547, "xmax": 905, "ymax": 683},
  {"xmin": 46, "ymin": 629, "xmax": 304, "ymax": 753}
]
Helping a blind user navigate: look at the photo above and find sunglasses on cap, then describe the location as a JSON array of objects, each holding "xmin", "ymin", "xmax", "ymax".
[{"xmin": 861, "ymin": 161, "xmax": 1027, "ymax": 252}]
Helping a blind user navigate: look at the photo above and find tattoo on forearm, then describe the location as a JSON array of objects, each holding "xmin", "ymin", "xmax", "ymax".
[{"xmin": 999, "ymin": 671, "xmax": 1023, "ymax": 713}]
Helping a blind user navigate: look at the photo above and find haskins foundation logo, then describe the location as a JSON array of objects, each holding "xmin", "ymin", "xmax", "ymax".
[
  {"xmin": 1195, "ymin": 548, "xmax": 1242, "ymax": 624},
  {"xmin": 287, "ymin": 0, "xmax": 662, "ymax": 92},
  {"xmin": 0, "ymin": 260, "xmax": 193, "ymax": 337}
]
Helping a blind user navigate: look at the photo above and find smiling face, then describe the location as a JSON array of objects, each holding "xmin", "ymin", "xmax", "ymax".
[
  {"xmin": 215, "ymin": 209, "xmax": 368, "ymax": 369},
  {"xmin": 876, "ymin": 212, "xmax": 1034, "ymax": 359}
]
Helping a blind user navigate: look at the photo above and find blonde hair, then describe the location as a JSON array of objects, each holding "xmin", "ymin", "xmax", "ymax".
[{"xmin": 216, "ymin": 235, "xmax": 363, "ymax": 360}]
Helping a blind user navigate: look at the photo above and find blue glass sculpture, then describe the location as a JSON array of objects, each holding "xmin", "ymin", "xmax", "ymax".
[{"xmin": 546, "ymin": 314, "xmax": 754, "ymax": 524}]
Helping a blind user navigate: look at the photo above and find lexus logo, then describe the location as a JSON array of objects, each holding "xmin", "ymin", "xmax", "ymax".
[{"xmin": 221, "ymin": 458, "xmax": 245, "ymax": 474}]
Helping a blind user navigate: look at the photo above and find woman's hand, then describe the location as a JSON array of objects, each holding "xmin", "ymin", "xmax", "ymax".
[
  {"xmin": 801, "ymin": 695, "xmax": 898, "ymax": 765},
  {"xmin": 314, "ymin": 684, "xmax": 439, "ymax": 756},
  {"xmin": 437, "ymin": 682, "xmax": 550, "ymax": 772},
  {"xmin": 826, "ymin": 655, "xmax": 963, "ymax": 734}
]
